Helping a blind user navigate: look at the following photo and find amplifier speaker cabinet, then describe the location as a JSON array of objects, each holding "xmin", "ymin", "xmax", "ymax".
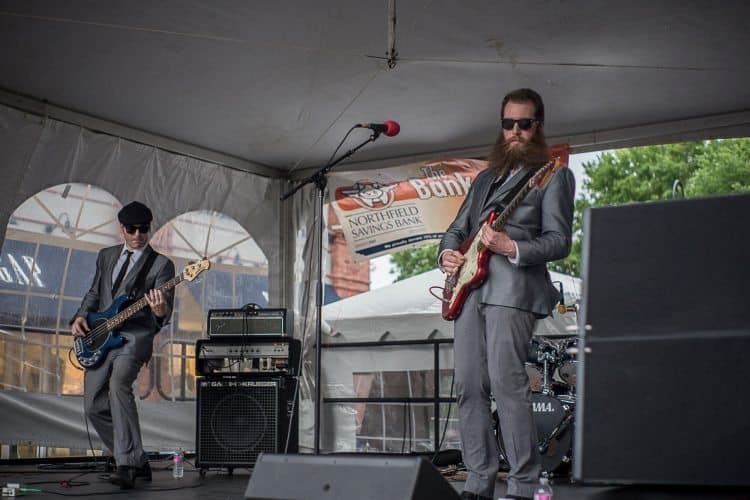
[
  {"xmin": 196, "ymin": 376, "xmax": 298, "ymax": 470},
  {"xmin": 575, "ymin": 194, "xmax": 750, "ymax": 486}
]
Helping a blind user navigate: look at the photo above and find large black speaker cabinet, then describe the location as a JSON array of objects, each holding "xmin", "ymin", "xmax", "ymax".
[
  {"xmin": 575, "ymin": 194, "xmax": 750, "ymax": 486},
  {"xmin": 196, "ymin": 376, "xmax": 298, "ymax": 469},
  {"xmin": 244, "ymin": 454, "xmax": 461, "ymax": 500}
]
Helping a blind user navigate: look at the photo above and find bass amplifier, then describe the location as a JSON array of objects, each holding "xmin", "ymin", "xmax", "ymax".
[
  {"xmin": 207, "ymin": 308, "xmax": 287, "ymax": 338},
  {"xmin": 196, "ymin": 337, "xmax": 301, "ymax": 376},
  {"xmin": 196, "ymin": 376, "xmax": 298, "ymax": 470}
]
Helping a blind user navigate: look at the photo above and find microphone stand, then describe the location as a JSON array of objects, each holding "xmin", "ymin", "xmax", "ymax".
[{"xmin": 281, "ymin": 131, "xmax": 382, "ymax": 454}]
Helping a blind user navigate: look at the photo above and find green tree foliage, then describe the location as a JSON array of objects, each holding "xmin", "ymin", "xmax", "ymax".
[
  {"xmin": 389, "ymin": 242, "xmax": 439, "ymax": 281},
  {"xmin": 389, "ymin": 139, "xmax": 750, "ymax": 280},
  {"xmin": 550, "ymin": 138, "xmax": 750, "ymax": 276}
]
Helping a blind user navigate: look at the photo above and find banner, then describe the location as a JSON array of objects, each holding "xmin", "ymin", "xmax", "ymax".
[{"xmin": 329, "ymin": 145, "xmax": 569, "ymax": 261}]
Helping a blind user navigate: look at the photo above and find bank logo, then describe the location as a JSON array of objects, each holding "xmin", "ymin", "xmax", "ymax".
[{"xmin": 340, "ymin": 180, "xmax": 398, "ymax": 210}]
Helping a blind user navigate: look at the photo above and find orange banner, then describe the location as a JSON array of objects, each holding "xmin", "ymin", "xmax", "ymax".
[{"xmin": 328, "ymin": 145, "xmax": 569, "ymax": 261}]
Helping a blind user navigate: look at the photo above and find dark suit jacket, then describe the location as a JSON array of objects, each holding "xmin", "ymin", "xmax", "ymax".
[
  {"xmin": 439, "ymin": 164, "xmax": 575, "ymax": 316},
  {"xmin": 73, "ymin": 244, "xmax": 176, "ymax": 362}
]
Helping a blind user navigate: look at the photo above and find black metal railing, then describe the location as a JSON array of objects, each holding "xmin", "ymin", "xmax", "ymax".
[{"xmin": 321, "ymin": 337, "xmax": 455, "ymax": 453}]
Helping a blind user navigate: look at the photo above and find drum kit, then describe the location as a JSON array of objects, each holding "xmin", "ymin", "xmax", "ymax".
[{"xmin": 494, "ymin": 335, "xmax": 579, "ymax": 476}]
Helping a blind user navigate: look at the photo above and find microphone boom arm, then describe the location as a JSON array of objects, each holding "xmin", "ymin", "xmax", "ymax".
[{"xmin": 281, "ymin": 133, "xmax": 380, "ymax": 200}]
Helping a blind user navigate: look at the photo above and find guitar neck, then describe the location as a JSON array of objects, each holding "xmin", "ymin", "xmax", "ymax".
[
  {"xmin": 490, "ymin": 159, "xmax": 556, "ymax": 231},
  {"xmin": 490, "ymin": 182, "xmax": 534, "ymax": 232},
  {"xmin": 105, "ymin": 273, "xmax": 184, "ymax": 331}
]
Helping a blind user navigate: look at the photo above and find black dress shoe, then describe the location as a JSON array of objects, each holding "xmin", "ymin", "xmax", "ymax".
[
  {"xmin": 460, "ymin": 492, "xmax": 492, "ymax": 500},
  {"xmin": 135, "ymin": 462, "xmax": 152, "ymax": 481},
  {"xmin": 109, "ymin": 466, "xmax": 136, "ymax": 489}
]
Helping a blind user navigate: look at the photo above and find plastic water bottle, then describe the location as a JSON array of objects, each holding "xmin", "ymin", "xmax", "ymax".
[
  {"xmin": 172, "ymin": 450, "xmax": 184, "ymax": 479},
  {"xmin": 533, "ymin": 477, "xmax": 553, "ymax": 500}
]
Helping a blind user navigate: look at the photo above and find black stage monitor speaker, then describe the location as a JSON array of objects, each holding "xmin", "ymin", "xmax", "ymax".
[
  {"xmin": 575, "ymin": 194, "xmax": 750, "ymax": 486},
  {"xmin": 196, "ymin": 377, "xmax": 298, "ymax": 469},
  {"xmin": 244, "ymin": 454, "xmax": 461, "ymax": 500}
]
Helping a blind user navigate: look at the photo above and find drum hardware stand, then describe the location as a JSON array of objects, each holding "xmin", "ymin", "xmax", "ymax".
[{"xmin": 539, "ymin": 350, "xmax": 557, "ymax": 395}]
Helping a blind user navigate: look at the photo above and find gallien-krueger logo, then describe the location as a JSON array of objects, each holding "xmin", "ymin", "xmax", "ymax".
[{"xmin": 339, "ymin": 180, "xmax": 398, "ymax": 210}]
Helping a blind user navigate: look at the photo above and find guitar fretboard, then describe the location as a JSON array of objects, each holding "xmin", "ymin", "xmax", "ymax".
[
  {"xmin": 490, "ymin": 159, "xmax": 555, "ymax": 232},
  {"xmin": 104, "ymin": 273, "xmax": 184, "ymax": 331}
]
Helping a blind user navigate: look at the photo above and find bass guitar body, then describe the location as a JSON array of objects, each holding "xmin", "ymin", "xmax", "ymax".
[
  {"xmin": 73, "ymin": 295, "xmax": 131, "ymax": 369},
  {"xmin": 72, "ymin": 258, "xmax": 210, "ymax": 370},
  {"xmin": 441, "ymin": 212, "xmax": 498, "ymax": 321}
]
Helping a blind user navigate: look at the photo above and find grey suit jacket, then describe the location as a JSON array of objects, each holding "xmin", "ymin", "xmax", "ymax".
[
  {"xmin": 439, "ymin": 164, "xmax": 575, "ymax": 316},
  {"xmin": 73, "ymin": 244, "xmax": 176, "ymax": 362}
]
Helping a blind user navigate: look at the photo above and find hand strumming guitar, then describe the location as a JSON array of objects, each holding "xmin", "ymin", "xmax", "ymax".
[
  {"xmin": 440, "ymin": 250, "xmax": 465, "ymax": 275},
  {"xmin": 71, "ymin": 317, "xmax": 90, "ymax": 337}
]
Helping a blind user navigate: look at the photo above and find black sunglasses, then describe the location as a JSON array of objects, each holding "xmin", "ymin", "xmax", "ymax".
[
  {"xmin": 501, "ymin": 118, "xmax": 538, "ymax": 131},
  {"xmin": 124, "ymin": 224, "xmax": 150, "ymax": 234}
]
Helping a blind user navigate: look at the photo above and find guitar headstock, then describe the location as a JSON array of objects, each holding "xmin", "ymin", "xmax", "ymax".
[
  {"xmin": 183, "ymin": 259, "xmax": 210, "ymax": 281},
  {"xmin": 529, "ymin": 158, "xmax": 563, "ymax": 189}
]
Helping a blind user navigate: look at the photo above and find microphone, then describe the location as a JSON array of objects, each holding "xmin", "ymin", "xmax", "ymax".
[
  {"xmin": 356, "ymin": 120, "xmax": 400, "ymax": 137},
  {"xmin": 555, "ymin": 281, "xmax": 577, "ymax": 314}
]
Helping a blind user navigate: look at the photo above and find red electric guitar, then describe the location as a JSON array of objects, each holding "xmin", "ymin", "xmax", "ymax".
[{"xmin": 436, "ymin": 158, "xmax": 562, "ymax": 320}]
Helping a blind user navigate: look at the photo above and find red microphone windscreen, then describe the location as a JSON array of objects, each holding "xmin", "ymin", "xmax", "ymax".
[{"xmin": 384, "ymin": 120, "xmax": 401, "ymax": 137}]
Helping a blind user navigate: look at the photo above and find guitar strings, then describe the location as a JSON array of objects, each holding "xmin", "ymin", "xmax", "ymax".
[{"xmin": 80, "ymin": 273, "xmax": 183, "ymax": 346}]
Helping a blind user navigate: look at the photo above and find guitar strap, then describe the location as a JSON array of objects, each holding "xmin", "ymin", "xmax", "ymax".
[
  {"xmin": 487, "ymin": 168, "xmax": 536, "ymax": 214},
  {"xmin": 127, "ymin": 249, "xmax": 158, "ymax": 299}
]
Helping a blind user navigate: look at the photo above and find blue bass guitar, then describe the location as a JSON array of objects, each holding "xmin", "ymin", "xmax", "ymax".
[{"xmin": 73, "ymin": 259, "xmax": 210, "ymax": 369}]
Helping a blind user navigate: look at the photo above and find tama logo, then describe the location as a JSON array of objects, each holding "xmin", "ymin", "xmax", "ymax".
[{"xmin": 533, "ymin": 401, "xmax": 556, "ymax": 413}]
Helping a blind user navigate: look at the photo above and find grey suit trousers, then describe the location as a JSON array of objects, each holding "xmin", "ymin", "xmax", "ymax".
[
  {"xmin": 84, "ymin": 352, "xmax": 147, "ymax": 468},
  {"xmin": 454, "ymin": 291, "xmax": 541, "ymax": 498}
]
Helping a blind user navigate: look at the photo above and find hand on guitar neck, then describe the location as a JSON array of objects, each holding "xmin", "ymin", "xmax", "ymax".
[
  {"xmin": 144, "ymin": 288, "xmax": 168, "ymax": 318},
  {"xmin": 479, "ymin": 226, "xmax": 516, "ymax": 259}
]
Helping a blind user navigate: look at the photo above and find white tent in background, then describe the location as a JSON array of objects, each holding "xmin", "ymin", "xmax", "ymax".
[
  {"xmin": 317, "ymin": 268, "xmax": 581, "ymax": 452},
  {"xmin": 322, "ymin": 268, "xmax": 581, "ymax": 342}
]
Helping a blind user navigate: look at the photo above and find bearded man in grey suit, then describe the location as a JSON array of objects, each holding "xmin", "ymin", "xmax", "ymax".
[
  {"xmin": 439, "ymin": 89, "xmax": 575, "ymax": 500},
  {"xmin": 71, "ymin": 201, "xmax": 175, "ymax": 489}
]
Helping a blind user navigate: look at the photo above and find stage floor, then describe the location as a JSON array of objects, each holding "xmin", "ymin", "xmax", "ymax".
[{"xmin": 1, "ymin": 460, "xmax": 748, "ymax": 499}]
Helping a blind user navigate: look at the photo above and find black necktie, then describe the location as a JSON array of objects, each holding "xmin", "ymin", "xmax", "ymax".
[
  {"xmin": 485, "ymin": 171, "xmax": 510, "ymax": 206},
  {"xmin": 112, "ymin": 250, "xmax": 133, "ymax": 295}
]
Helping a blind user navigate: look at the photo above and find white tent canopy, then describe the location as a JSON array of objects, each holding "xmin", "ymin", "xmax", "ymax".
[
  {"xmin": 2, "ymin": 1, "xmax": 750, "ymax": 178},
  {"xmin": 0, "ymin": 1, "xmax": 746, "ymax": 456}
]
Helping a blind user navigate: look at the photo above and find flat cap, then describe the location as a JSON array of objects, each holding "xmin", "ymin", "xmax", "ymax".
[{"xmin": 117, "ymin": 201, "xmax": 153, "ymax": 225}]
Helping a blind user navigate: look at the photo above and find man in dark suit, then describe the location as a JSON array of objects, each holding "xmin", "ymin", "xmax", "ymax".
[
  {"xmin": 439, "ymin": 89, "xmax": 575, "ymax": 500},
  {"xmin": 71, "ymin": 201, "xmax": 175, "ymax": 489}
]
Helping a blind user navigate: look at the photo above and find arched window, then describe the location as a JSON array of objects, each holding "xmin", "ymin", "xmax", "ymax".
[
  {"xmin": 0, "ymin": 183, "xmax": 120, "ymax": 395},
  {"xmin": 0, "ymin": 188, "xmax": 269, "ymax": 402},
  {"xmin": 148, "ymin": 210, "xmax": 269, "ymax": 401}
]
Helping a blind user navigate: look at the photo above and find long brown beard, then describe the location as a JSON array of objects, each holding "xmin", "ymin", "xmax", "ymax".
[{"xmin": 486, "ymin": 130, "xmax": 550, "ymax": 176}]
